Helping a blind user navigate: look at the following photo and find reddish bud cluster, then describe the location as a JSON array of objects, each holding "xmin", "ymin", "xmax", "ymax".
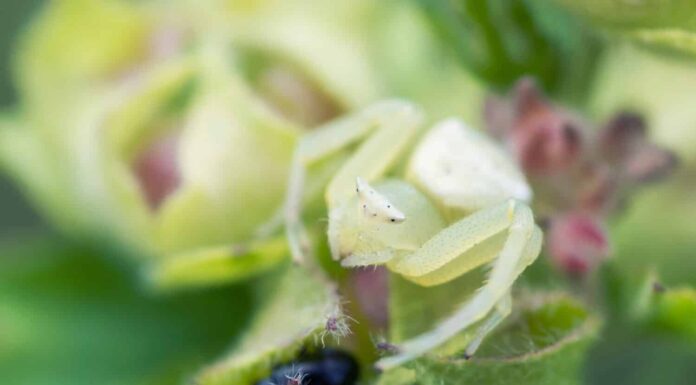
[
  {"xmin": 485, "ymin": 78, "xmax": 678, "ymax": 277},
  {"xmin": 547, "ymin": 212, "xmax": 609, "ymax": 277}
]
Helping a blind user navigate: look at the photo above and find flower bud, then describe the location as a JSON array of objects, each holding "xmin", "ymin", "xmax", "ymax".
[
  {"xmin": 486, "ymin": 78, "xmax": 583, "ymax": 176},
  {"xmin": 1, "ymin": 0, "xmax": 377, "ymax": 288},
  {"xmin": 547, "ymin": 212, "xmax": 610, "ymax": 276},
  {"xmin": 600, "ymin": 112, "xmax": 679, "ymax": 184},
  {"xmin": 485, "ymin": 78, "xmax": 678, "ymax": 278}
]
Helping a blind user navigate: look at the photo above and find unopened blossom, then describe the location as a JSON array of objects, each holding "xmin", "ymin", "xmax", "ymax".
[
  {"xmin": 485, "ymin": 78, "xmax": 678, "ymax": 277},
  {"xmin": 0, "ymin": 0, "xmax": 374, "ymax": 288}
]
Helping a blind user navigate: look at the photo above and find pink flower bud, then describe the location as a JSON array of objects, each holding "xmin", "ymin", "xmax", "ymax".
[
  {"xmin": 600, "ymin": 112, "xmax": 679, "ymax": 184},
  {"xmin": 623, "ymin": 144, "xmax": 679, "ymax": 184},
  {"xmin": 485, "ymin": 79, "xmax": 679, "ymax": 280},
  {"xmin": 547, "ymin": 212, "xmax": 610, "ymax": 277},
  {"xmin": 486, "ymin": 78, "xmax": 583, "ymax": 175},
  {"xmin": 512, "ymin": 112, "xmax": 582, "ymax": 175},
  {"xmin": 577, "ymin": 165, "xmax": 616, "ymax": 214},
  {"xmin": 599, "ymin": 112, "xmax": 646, "ymax": 161}
]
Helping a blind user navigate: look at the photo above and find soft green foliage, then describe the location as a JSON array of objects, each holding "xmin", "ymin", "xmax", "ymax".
[
  {"xmin": 587, "ymin": 267, "xmax": 696, "ymax": 385},
  {"xmin": 384, "ymin": 292, "xmax": 600, "ymax": 385},
  {"xmin": 599, "ymin": 178, "xmax": 696, "ymax": 287},
  {"xmin": 647, "ymin": 288, "xmax": 696, "ymax": 339},
  {"xmin": 147, "ymin": 237, "xmax": 289, "ymax": 291},
  {"xmin": 0, "ymin": 237, "xmax": 253, "ymax": 385},
  {"xmin": 553, "ymin": 0, "xmax": 696, "ymax": 58},
  {"xmin": 2, "ymin": 0, "xmax": 482, "ymax": 291},
  {"xmin": 194, "ymin": 264, "xmax": 338, "ymax": 385},
  {"xmin": 589, "ymin": 45, "xmax": 696, "ymax": 164},
  {"xmin": 2, "ymin": 1, "xmax": 696, "ymax": 385},
  {"xmin": 2, "ymin": 0, "xmax": 307, "ymax": 287},
  {"xmin": 389, "ymin": 265, "xmax": 600, "ymax": 382},
  {"xmin": 390, "ymin": 269, "xmax": 487, "ymax": 348},
  {"xmin": 15, "ymin": 0, "xmax": 148, "ymax": 107},
  {"xmin": 416, "ymin": 0, "xmax": 601, "ymax": 100}
]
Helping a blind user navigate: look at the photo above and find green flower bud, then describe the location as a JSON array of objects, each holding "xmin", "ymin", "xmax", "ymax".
[{"xmin": 1, "ymin": 0, "xmax": 380, "ymax": 289}]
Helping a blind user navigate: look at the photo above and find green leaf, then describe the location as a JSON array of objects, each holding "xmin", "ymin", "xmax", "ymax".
[
  {"xmin": 15, "ymin": 0, "xmax": 149, "ymax": 112},
  {"xmin": 552, "ymin": 0, "xmax": 696, "ymax": 31},
  {"xmin": 194, "ymin": 263, "xmax": 340, "ymax": 385},
  {"xmin": 389, "ymin": 269, "xmax": 488, "ymax": 351},
  {"xmin": 553, "ymin": 0, "xmax": 696, "ymax": 58},
  {"xmin": 410, "ymin": 295, "xmax": 598, "ymax": 385},
  {"xmin": 145, "ymin": 236, "xmax": 289, "ymax": 291},
  {"xmin": 374, "ymin": 367, "xmax": 417, "ymax": 385},
  {"xmin": 388, "ymin": 272, "xmax": 600, "ymax": 385},
  {"xmin": 585, "ymin": 279, "xmax": 696, "ymax": 385},
  {"xmin": 0, "ymin": 116, "xmax": 77, "ymax": 233},
  {"xmin": 646, "ymin": 287, "xmax": 696, "ymax": 339},
  {"xmin": 0, "ymin": 236, "xmax": 253, "ymax": 385},
  {"xmin": 416, "ymin": 0, "xmax": 601, "ymax": 100}
]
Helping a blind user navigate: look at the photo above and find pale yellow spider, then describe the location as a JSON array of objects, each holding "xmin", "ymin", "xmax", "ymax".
[{"xmin": 284, "ymin": 101, "xmax": 543, "ymax": 370}]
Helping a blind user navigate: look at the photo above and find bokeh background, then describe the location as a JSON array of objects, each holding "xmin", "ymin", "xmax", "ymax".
[
  {"xmin": 0, "ymin": 5, "xmax": 253, "ymax": 384},
  {"xmin": 0, "ymin": 1, "xmax": 44, "ymax": 233},
  {"xmin": 1, "ymin": 1, "xmax": 695, "ymax": 385}
]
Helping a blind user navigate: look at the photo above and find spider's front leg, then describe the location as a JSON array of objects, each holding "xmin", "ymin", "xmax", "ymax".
[
  {"xmin": 284, "ymin": 101, "xmax": 424, "ymax": 264},
  {"xmin": 377, "ymin": 200, "xmax": 542, "ymax": 370},
  {"xmin": 463, "ymin": 293, "xmax": 511, "ymax": 359}
]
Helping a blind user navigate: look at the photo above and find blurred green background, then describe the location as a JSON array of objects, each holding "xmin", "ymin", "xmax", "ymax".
[
  {"xmin": 0, "ymin": 4, "xmax": 255, "ymax": 385},
  {"xmin": 0, "ymin": 0, "xmax": 44, "ymax": 235},
  {"xmin": 1, "ymin": 1, "xmax": 695, "ymax": 385}
]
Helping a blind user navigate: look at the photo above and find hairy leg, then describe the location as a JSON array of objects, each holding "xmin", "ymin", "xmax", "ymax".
[
  {"xmin": 463, "ymin": 293, "xmax": 512, "ymax": 359},
  {"xmin": 376, "ymin": 202, "xmax": 538, "ymax": 370},
  {"xmin": 285, "ymin": 101, "xmax": 423, "ymax": 263},
  {"xmin": 389, "ymin": 201, "xmax": 516, "ymax": 285},
  {"xmin": 463, "ymin": 225, "xmax": 541, "ymax": 357}
]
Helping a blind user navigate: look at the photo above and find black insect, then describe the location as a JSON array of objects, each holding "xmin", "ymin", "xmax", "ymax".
[{"xmin": 255, "ymin": 349, "xmax": 359, "ymax": 385}]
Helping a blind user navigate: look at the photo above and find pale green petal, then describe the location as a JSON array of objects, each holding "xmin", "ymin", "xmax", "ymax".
[
  {"xmin": 154, "ymin": 50, "xmax": 299, "ymax": 254},
  {"xmin": 225, "ymin": 0, "xmax": 382, "ymax": 108},
  {"xmin": 0, "ymin": 116, "xmax": 77, "ymax": 231},
  {"xmin": 146, "ymin": 237, "xmax": 288, "ymax": 290},
  {"xmin": 15, "ymin": 0, "xmax": 149, "ymax": 112}
]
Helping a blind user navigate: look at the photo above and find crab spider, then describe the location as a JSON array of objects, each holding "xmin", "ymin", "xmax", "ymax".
[{"xmin": 284, "ymin": 100, "xmax": 543, "ymax": 370}]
